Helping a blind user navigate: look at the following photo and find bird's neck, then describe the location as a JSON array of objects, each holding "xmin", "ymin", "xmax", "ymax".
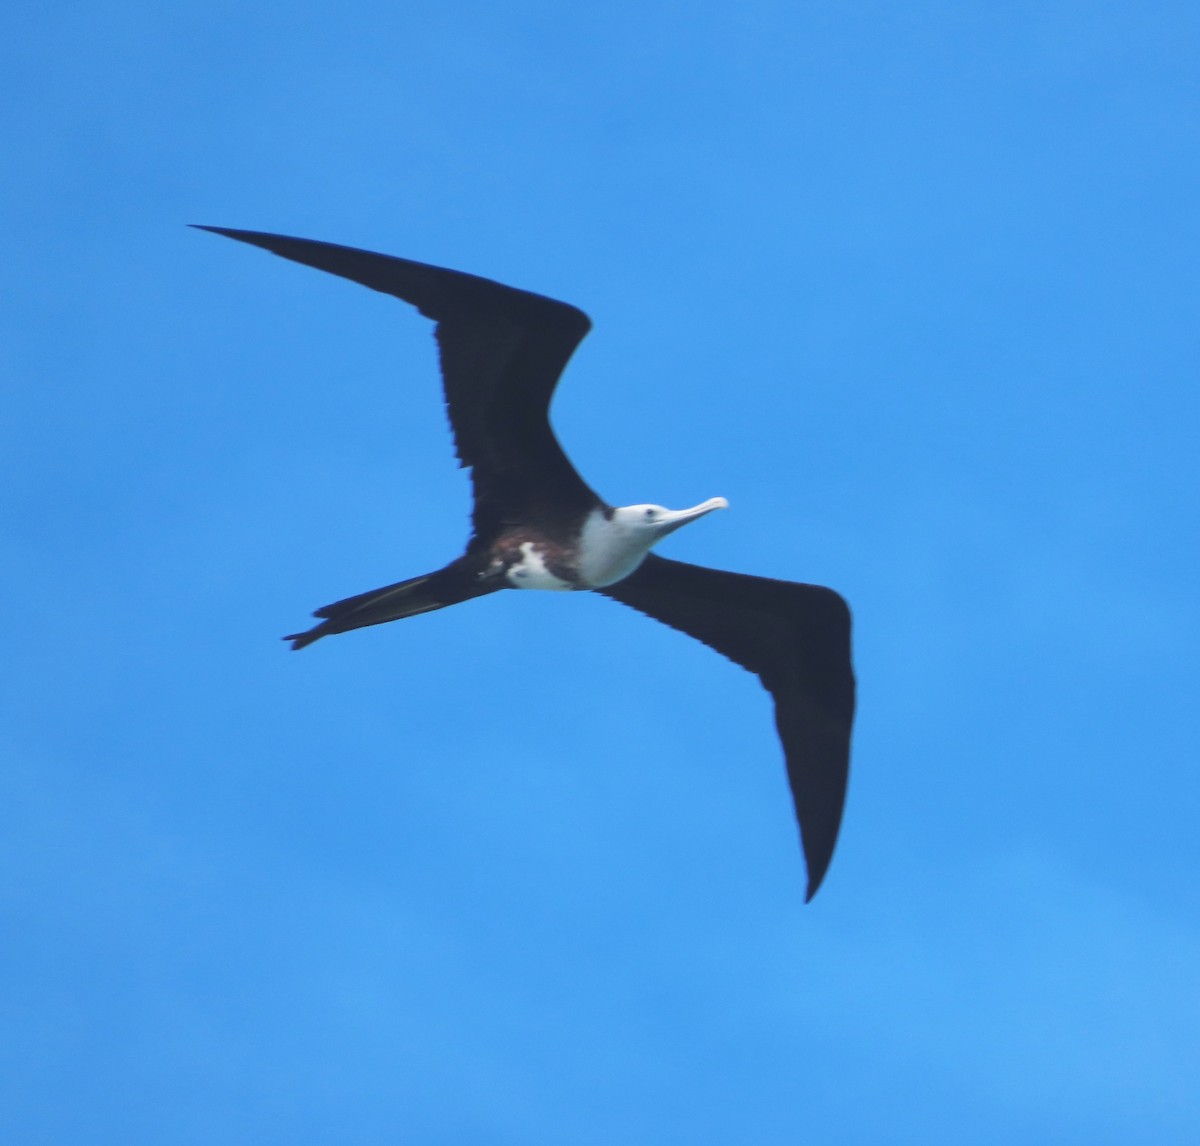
[{"xmin": 574, "ymin": 509, "xmax": 656, "ymax": 588}]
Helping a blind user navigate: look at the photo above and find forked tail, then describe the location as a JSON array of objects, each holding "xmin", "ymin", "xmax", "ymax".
[{"xmin": 285, "ymin": 559, "xmax": 501, "ymax": 650}]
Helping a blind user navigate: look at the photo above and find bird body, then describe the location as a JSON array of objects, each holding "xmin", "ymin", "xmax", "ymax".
[{"xmin": 197, "ymin": 225, "xmax": 855, "ymax": 900}]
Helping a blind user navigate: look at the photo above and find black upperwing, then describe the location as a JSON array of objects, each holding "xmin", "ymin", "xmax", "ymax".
[
  {"xmin": 193, "ymin": 227, "xmax": 603, "ymax": 538},
  {"xmin": 599, "ymin": 554, "xmax": 855, "ymax": 901}
]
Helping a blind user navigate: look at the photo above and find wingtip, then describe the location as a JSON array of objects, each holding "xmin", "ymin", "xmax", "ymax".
[{"xmin": 803, "ymin": 862, "xmax": 831, "ymax": 903}]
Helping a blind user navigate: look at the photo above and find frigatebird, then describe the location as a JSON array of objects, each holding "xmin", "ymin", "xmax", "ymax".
[{"xmin": 196, "ymin": 226, "xmax": 856, "ymax": 900}]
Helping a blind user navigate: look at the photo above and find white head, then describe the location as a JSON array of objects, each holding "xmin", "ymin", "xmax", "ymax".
[
  {"xmin": 577, "ymin": 497, "xmax": 729, "ymax": 587},
  {"xmin": 609, "ymin": 496, "xmax": 730, "ymax": 540}
]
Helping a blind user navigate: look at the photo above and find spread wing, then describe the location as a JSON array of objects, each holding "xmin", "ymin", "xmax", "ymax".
[
  {"xmin": 599, "ymin": 554, "xmax": 855, "ymax": 900},
  {"xmin": 194, "ymin": 226, "xmax": 603, "ymax": 537}
]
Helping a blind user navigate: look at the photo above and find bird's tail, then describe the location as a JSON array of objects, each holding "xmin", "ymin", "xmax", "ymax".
[{"xmin": 285, "ymin": 559, "xmax": 500, "ymax": 650}]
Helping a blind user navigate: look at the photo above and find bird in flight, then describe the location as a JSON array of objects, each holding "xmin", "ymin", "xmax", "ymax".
[{"xmin": 196, "ymin": 226, "xmax": 856, "ymax": 900}]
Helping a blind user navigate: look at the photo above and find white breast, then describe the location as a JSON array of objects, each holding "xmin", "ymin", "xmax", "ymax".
[
  {"xmin": 575, "ymin": 509, "xmax": 654, "ymax": 587},
  {"xmin": 504, "ymin": 542, "xmax": 574, "ymax": 591}
]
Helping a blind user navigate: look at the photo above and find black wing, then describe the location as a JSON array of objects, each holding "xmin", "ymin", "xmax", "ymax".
[
  {"xmin": 193, "ymin": 226, "xmax": 603, "ymax": 538},
  {"xmin": 599, "ymin": 554, "xmax": 855, "ymax": 901}
]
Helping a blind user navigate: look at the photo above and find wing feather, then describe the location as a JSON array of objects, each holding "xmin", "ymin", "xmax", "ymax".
[
  {"xmin": 600, "ymin": 554, "xmax": 855, "ymax": 900},
  {"xmin": 193, "ymin": 226, "xmax": 601, "ymax": 534}
]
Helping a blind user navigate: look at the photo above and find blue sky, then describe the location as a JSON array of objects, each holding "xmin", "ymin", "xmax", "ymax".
[{"xmin": 4, "ymin": 1, "xmax": 1199, "ymax": 1141}]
